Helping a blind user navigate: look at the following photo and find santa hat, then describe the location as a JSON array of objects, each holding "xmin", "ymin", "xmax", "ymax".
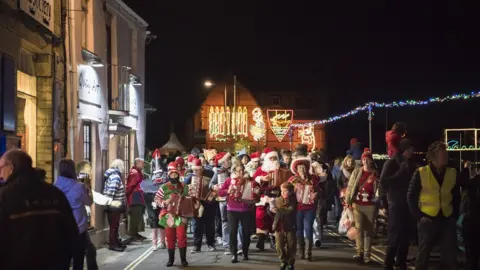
[
  {"xmin": 175, "ymin": 156, "xmax": 185, "ymax": 166},
  {"xmin": 191, "ymin": 158, "xmax": 203, "ymax": 170},
  {"xmin": 152, "ymin": 149, "xmax": 161, "ymax": 159},
  {"xmin": 187, "ymin": 154, "xmax": 196, "ymax": 166},
  {"xmin": 167, "ymin": 161, "xmax": 179, "ymax": 176},
  {"xmin": 250, "ymin": 152, "xmax": 260, "ymax": 162},
  {"xmin": 263, "ymin": 148, "xmax": 278, "ymax": 160},
  {"xmin": 290, "ymin": 156, "xmax": 312, "ymax": 175},
  {"xmin": 215, "ymin": 152, "xmax": 231, "ymax": 166},
  {"xmin": 361, "ymin": 148, "xmax": 373, "ymax": 160}
]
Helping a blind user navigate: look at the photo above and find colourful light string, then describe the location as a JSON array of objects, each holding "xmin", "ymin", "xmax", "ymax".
[{"xmin": 291, "ymin": 91, "xmax": 480, "ymax": 127}]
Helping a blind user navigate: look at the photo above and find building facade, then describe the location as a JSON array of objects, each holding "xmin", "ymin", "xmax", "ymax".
[
  {"xmin": 193, "ymin": 81, "xmax": 326, "ymax": 152},
  {"xmin": 0, "ymin": 0, "xmax": 65, "ymax": 182},
  {"xmin": 65, "ymin": 0, "xmax": 147, "ymax": 245}
]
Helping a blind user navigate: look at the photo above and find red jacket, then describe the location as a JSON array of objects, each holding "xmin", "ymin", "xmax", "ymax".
[{"xmin": 126, "ymin": 166, "xmax": 145, "ymax": 206}]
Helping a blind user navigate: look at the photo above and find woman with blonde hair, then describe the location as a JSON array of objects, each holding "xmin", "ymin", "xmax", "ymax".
[{"xmin": 337, "ymin": 155, "xmax": 355, "ymax": 190}]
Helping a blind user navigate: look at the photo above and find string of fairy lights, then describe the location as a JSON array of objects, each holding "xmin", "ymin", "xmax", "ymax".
[{"xmin": 291, "ymin": 91, "xmax": 480, "ymax": 128}]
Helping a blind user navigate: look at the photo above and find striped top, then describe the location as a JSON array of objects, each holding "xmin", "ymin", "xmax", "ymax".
[{"xmin": 103, "ymin": 168, "xmax": 126, "ymax": 202}]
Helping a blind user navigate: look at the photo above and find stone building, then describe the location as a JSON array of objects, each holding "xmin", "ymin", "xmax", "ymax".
[{"xmin": 0, "ymin": 0, "xmax": 66, "ymax": 182}]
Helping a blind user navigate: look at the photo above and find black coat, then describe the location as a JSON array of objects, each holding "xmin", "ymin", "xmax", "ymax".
[
  {"xmin": 380, "ymin": 153, "xmax": 416, "ymax": 206},
  {"xmin": 0, "ymin": 168, "xmax": 79, "ymax": 270}
]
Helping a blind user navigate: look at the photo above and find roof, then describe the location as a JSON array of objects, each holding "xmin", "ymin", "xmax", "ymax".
[{"xmin": 160, "ymin": 133, "xmax": 186, "ymax": 152}]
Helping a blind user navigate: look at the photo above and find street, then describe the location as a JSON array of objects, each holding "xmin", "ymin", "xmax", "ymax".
[{"xmin": 95, "ymin": 226, "xmax": 417, "ymax": 270}]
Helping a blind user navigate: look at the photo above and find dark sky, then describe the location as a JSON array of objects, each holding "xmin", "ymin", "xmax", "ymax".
[{"xmin": 125, "ymin": 0, "xmax": 480, "ymax": 158}]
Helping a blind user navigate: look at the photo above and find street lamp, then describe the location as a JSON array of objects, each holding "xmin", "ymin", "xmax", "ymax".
[{"xmin": 204, "ymin": 80, "xmax": 214, "ymax": 88}]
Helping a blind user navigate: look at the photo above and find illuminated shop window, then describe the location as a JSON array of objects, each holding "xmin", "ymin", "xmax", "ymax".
[{"xmin": 16, "ymin": 71, "xmax": 37, "ymax": 166}]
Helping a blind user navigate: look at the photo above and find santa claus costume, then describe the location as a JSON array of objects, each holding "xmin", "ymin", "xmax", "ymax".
[
  {"xmin": 252, "ymin": 148, "xmax": 280, "ymax": 251},
  {"xmin": 154, "ymin": 162, "xmax": 190, "ymax": 267},
  {"xmin": 288, "ymin": 157, "xmax": 319, "ymax": 262}
]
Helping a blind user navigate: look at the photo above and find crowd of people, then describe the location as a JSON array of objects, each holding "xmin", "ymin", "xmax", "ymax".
[{"xmin": 0, "ymin": 121, "xmax": 480, "ymax": 270}]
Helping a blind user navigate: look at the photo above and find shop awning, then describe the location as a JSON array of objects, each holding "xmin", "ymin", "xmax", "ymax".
[{"xmin": 159, "ymin": 133, "xmax": 185, "ymax": 152}]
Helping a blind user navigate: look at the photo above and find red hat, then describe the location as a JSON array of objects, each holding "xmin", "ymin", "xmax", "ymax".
[
  {"xmin": 152, "ymin": 149, "xmax": 161, "ymax": 159},
  {"xmin": 175, "ymin": 156, "xmax": 185, "ymax": 166},
  {"xmin": 215, "ymin": 152, "xmax": 231, "ymax": 166},
  {"xmin": 290, "ymin": 157, "xmax": 311, "ymax": 175},
  {"xmin": 187, "ymin": 154, "xmax": 196, "ymax": 164},
  {"xmin": 167, "ymin": 162, "xmax": 179, "ymax": 176},
  {"xmin": 250, "ymin": 152, "xmax": 260, "ymax": 162},
  {"xmin": 350, "ymin": 138, "xmax": 358, "ymax": 145},
  {"xmin": 361, "ymin": 148, "xmax": 373, "ymax": 160},
  {"xmin": 263, "ymin": 148, "xmax": 278, "ymax": 160},
  {"xmin": 191, "ymin": 158, "xmax": 203, "ymax": 170}
]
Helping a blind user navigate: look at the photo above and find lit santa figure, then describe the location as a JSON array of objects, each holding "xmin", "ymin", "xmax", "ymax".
[{"xmin": 252, "ymin": 148, "xmax": 281, "ymax": 251}]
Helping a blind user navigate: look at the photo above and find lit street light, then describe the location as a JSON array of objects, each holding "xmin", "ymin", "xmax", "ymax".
[{"xmin": 204, "ymin": 80, "xmax": 214, "ymax": 88}]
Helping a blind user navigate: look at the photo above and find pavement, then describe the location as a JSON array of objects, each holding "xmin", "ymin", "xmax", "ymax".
[{"xmin": 93, "ymin": 226, "xmax": 400, "ymax": 270}]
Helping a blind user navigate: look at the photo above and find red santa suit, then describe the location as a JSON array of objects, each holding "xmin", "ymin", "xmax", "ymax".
[{"xmin": 252, "ymin": 148, "xmax": 280, "ymax": 239}]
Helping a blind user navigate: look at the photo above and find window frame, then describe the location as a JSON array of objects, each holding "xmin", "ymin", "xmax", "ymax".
[{"xmin": 83, "ymin": 122, "xmax": 92, "ymax": 162}]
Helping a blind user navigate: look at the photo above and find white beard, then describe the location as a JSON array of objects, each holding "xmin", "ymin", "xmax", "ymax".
[{"xmin": 262, "ymin": 160, "xmax": 280, "ymax": 173}]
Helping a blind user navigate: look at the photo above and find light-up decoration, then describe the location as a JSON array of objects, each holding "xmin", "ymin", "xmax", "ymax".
[
  {"xmin": 444, "ymin": 128, "xmax": 480, "ymax": 151},
  {"xmin": 373, "ymin": 154, "xmax": 389, "ymax": 160},
  {"xmin": 299, "ymin": 125, "xmax": 316, "ymax": 149},
  {"xmin": 250, "ymin": 107, "xmax": 266, "ymax": 141},
  {"xmin": 208, "ymin": 106, "xmax": 248, "ymax": 140},
  {"xmin": 292, "ymin": 91, "xmax": 480, "ymax": 127},
  {"xmin": 267, "ymin": 109, "xmax": 294, "ymax": 142}
]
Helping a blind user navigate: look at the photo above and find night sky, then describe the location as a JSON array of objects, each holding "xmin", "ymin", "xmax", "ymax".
[{"xmin": 125, "ymin": 0, "xmax": 480, "ymax": 158}]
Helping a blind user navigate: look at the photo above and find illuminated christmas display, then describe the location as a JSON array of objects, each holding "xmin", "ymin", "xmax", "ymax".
[
  {"xmin": 267, "ymin": 109, "xmax": 294, "ymax": 142},
  {"xmin": 208, "ymin": 106, "xmax": 248, "ymax": 140},
  {"xmin": 444, "ymin": 128, "xmax": 480, "ymax": 151},
  {"xmin": 292, "ymin": 91, "xmax": 480, "ymax": 127},
  {"xmin": 299, "ymin": 125, "xmax": 316, "ymax": 149},
  {"xmin": 249, "ymin": 107, "xmax": 266, "ymax": 141}
]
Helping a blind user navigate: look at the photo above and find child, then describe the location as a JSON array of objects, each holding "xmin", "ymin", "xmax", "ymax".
[
  {"xmin": 385, "ymin": 122, "xmax": 407, "ymax": 158},
  {"xmin": 268, "ymin": 182, "xmax": 298, "ymax": 270}
]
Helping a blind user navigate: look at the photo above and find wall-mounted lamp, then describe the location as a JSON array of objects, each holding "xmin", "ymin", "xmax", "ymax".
[
  {"xmin": 130, "ymin": 74, "xmax": 142, "ymax": 86},
  {"xmin": 89, "ymin": 59, "xmax": 104, "ymax": 67},
  {"xmin": 82, "ymin": 48, "xmax": 104, "ymax": 67}
]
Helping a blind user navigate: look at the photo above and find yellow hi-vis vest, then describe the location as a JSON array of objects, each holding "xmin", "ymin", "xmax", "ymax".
[{"xmin": 418, "ymin": 165, "xmax": 456, "ymax": 217}]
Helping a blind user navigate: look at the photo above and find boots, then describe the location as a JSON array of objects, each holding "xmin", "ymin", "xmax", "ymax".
[
  {"xmin": 166, "ymin": 249, "xmax": 175, "ymax": 267},
  {"xmin": 305, "ymin": 239, "xmax": 313, "ymax": 262},
  {"xmin": 256, "ymin": 233, "xmax": 266, "ymax": 251},
  {"xmin": 270, "ymin": 234, "xmax": 276, "ymax": 250},
  {"xmin": 180, "ymin": 247, "xmax": 188, "ymax": 266},
  {"xmin": 231, "ymin": 254, "xmax": 239, "ymax": 263},
  {"xmin": 242, "ymin": 247, "xmax": 249, "ymax": 261},
  {"xmin": 297, "ymin": 237, "xmax": 305, "ymax": 260}
]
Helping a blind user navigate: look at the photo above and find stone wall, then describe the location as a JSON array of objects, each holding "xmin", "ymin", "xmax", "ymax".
[{"xmin": 36, "ymin": 77, "xmax": 53, "ymax": 182}]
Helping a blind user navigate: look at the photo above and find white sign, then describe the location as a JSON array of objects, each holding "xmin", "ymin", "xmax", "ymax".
[
  {"xmin": 78, "ymin": 65, "xmax": 104, "ymax": 121},
  {"xmin": 18, "ymin": 0, "xmax": 54, "ymax": 32}
]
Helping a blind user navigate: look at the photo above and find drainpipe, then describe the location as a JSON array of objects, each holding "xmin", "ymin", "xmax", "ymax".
[{"xmin": 65, "ymin": 0, "xmax": 78, "ymax": 160}]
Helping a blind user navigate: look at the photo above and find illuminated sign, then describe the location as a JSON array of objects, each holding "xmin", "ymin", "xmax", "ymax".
[
  {"xmin": 267, "ymin": 109, "xmax": 293, "ymax": 142},
  {"xmin": 208, "ymin": 106, "xmax": 248, "ymax": 140},
  {"xmin": 249, "ymin": 107, "xmax": 265, "ymax": 141},
  {"xmin": 444, "ymin": 128, "xmax": 480, "ymax": 151},
  {"xmin": 18, "ymin": 0, "xmax": 54, "ymax": 32},
  {"xmin": 299, "ymin": 125, "xmax": 315, "ymax": 149}
]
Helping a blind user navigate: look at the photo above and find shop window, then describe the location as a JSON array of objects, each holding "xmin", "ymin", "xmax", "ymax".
[
  {"xmin": 16, "ymin": 71, "xmax": 37, "ymax": 166},
  {"xmin": 83, "ymin": 123, "xmax": 92, "ymax": 162}
]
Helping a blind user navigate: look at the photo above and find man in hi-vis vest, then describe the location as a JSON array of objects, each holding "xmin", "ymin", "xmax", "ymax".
[{"xmin": 407, "ymin": 141, "xmax": 461, "ymax": 270}]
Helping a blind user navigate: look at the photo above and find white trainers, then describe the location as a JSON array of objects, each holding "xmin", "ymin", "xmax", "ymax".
[
  {"xmin": 224, "ymin": 250, "xmax": 232, "ymax": 255},
  {"xmin": 216, "ymin": 237, "xmax": 223, "ymax": 245},
  {"xmin": 158, "ymin": 242, "xmax": 166, "ymax": 249}
]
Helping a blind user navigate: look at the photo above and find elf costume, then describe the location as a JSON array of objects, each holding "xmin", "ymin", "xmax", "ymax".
[{"xmin": 154, "ymin": 161, "xmax": 190, "ymax": 267}]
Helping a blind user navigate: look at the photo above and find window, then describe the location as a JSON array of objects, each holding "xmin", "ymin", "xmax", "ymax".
[
  {"xmin": 124, "ymin": 134, "xmax": 130, "ymax": 177},
  {"xmin": 272, "ymin": 96, "xmax": 280, "ymax": 105},
  {"xmin": 83, "ymin": 123, "xmax": 92, "ymax": 161},
  {"xmin": 16, "ymin": 71, "xmax": 37, "ymax": 166}
]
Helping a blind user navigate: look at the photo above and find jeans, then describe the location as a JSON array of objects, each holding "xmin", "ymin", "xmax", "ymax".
[
  {"xmin": 219, "ymin": 201, "xmax": 243, "ymax": 249},
  {"xmin": 333, "ymin": 195, "xmax": 342, "ymax": 220},
  {"xmin": 73, "ymin": 231, "xmax": 98, "ymax": 270},
  {"xmin": 296, "ymin": 208, "xmax": 316, "ymax": 241},
  {"xmin": 106, "ymin": 212, "xmax": 122, "ymax": 246},
  {"xmin": 193, "ymin": 202, "xmax": 216, "ymax": 247},
  {"xmin": 227, "ymin": 210, "xmax": 252, "ymax": 255},
  {"xmin": 384, "ymin": 204, "xmax": 411, "ymax": 268}
]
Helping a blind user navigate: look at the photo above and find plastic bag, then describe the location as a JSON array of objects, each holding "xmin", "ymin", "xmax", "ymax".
[{"xmin": 338, "ymin": 208, "xmax": 354, "ymax": 234}]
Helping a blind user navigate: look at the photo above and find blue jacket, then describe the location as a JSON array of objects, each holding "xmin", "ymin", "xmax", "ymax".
[
  {"xmin": 346, "ymin": 142, "xmax": 362, "ymax": 160},
  {"xmin": 54, "ymin": 176, "xmax": 93, "ymax": 234}
]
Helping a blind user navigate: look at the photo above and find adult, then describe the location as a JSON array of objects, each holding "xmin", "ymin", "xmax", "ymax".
[
  {"xmin": 346, "ymin": 138, "xmax": 362, "ymax": 167},
  {"xmin": 337, "ymin": 155, "xmax": 355, "ymax": 189},
  {"xmin": 380, "ymin": 139, "xmax": 416, "ymax": 270},
  {"xmin": 175, "ymin": 156, "xmax": 186, "ymax": 178},
  {"xmin": 239, "ymin": 154, "xmax": 251, "ymax": 166},
  {"xmin": 288, "ymin": 156, "xmax": 318, "ymax": 261},
  {"xmin": 407, "ymin": 142, "xmax": 462, "ymax": 270},
  {"xmin": 185, "ymin": 158, "xmax": 216, "ymax": 253},
  {"xmin": 126, "ymin": 158, "xmax": 147, "ymax": 241},
  {"xmin": 154, "ymin": 162, "xmax": 190, "ymax": 267},
  {"xmin": 0, "ymin": 150, "xmax": 78, "ymax": 269},
  {"xmin": 215, "ymin": 162, "xmax": 260, "ymax": 263},
  {"xmin": 55, "ymin": 158, "xmax": 97, "ymax": 270},
  {"xmin": 310, "ymin": 160, "xmax": 330, "ymax": 247},
  {"xmin": 103, "ymin": 159, "xmax": 127, "ymax": 251},
  {"xmin": 346, "ymin": 148, "xmax": 380, "ymax": 264},
  {"xmin": 252, "ymin": 148, "xmax": 281, "ymax": 251}
]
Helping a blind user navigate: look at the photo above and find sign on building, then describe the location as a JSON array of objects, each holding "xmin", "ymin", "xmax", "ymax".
[
  {"xmin": 18, "ymin": 0, "xmax": 54, "ymax": 32},
  {"xmin": 267, "ymin": 109, "xmax": 294, "ymax": 142},
  {"xmin": 445, "ymin": 128, "xmax": 480, "ymax": 151}
]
